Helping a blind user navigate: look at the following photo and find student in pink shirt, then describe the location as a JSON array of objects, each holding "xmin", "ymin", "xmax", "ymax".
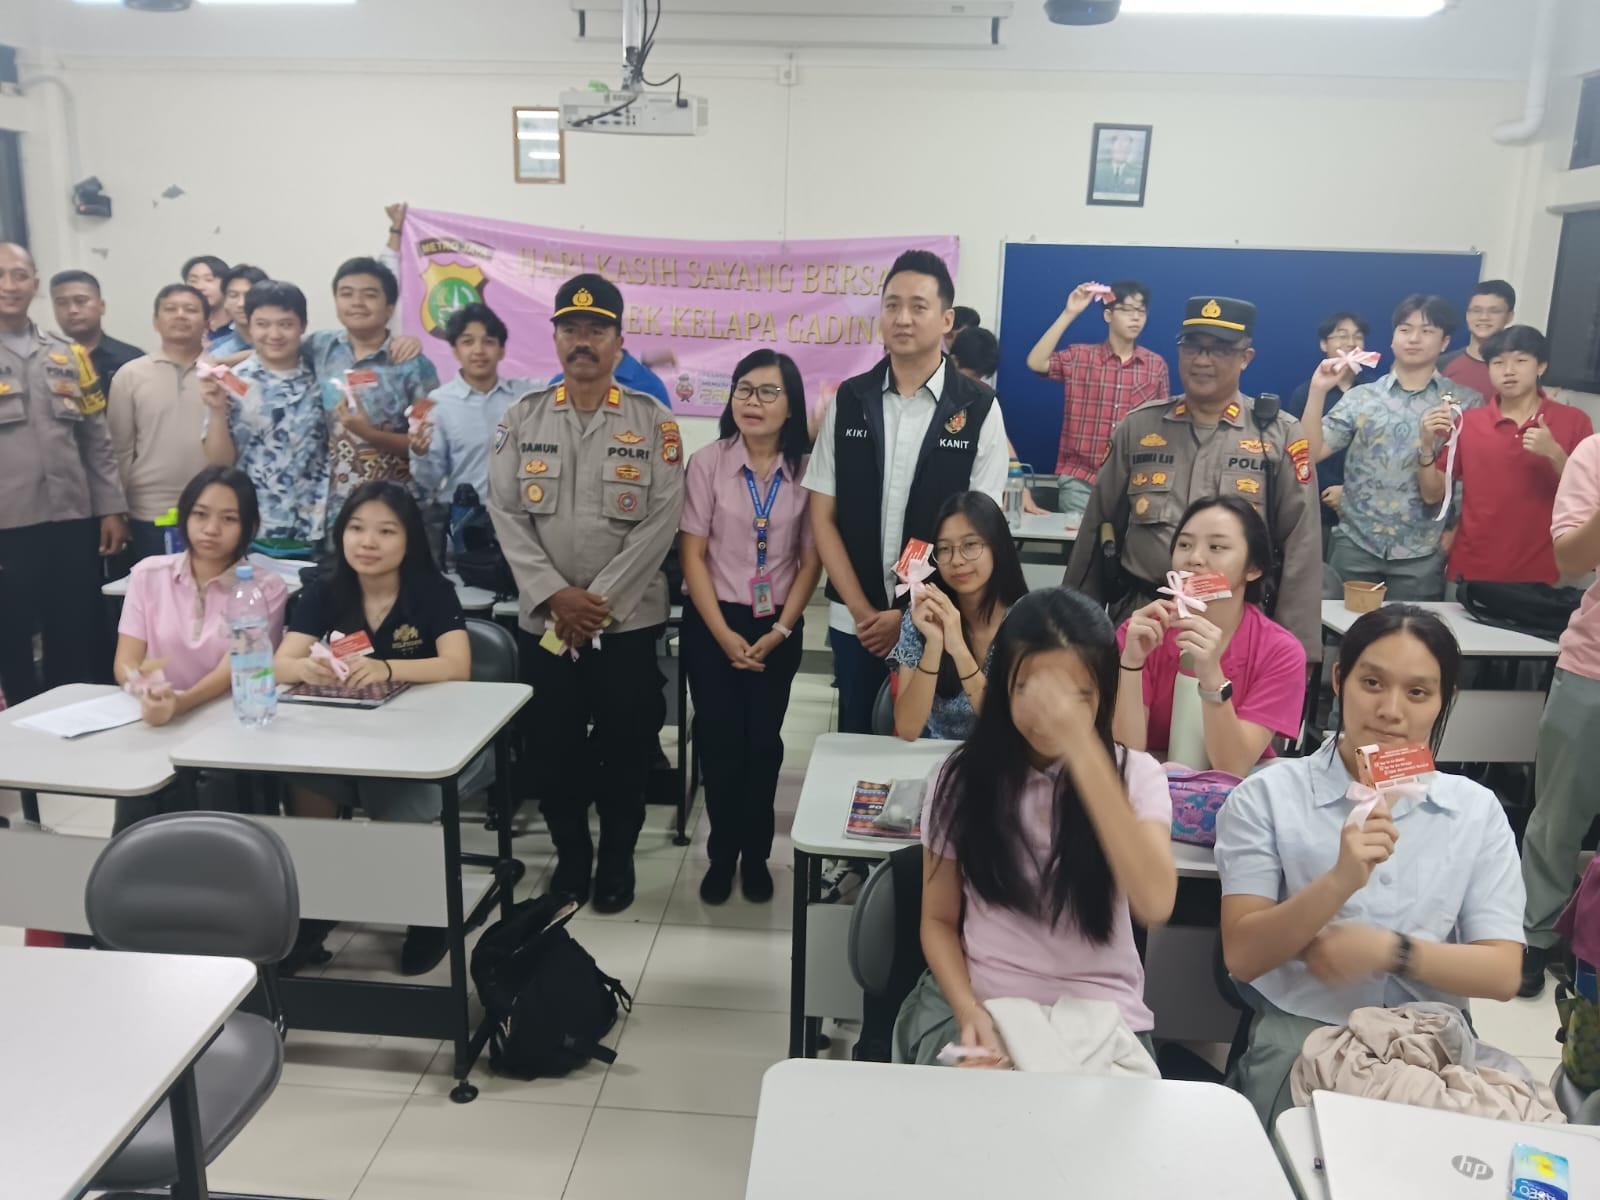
[
  {"xmin": 114, "ymin": 464, "xmax": 286, "ymax": 725},
  {"xmin": 1519, "ymin": 432, "xmax": 1600, "ymax": 996},
  {"xmin": 1114, "ymin": 496, "xmax": 1307, "ymax": 777},
  {"xmin": 679, "ymin": 350, "xmax": 822, "ymax": 906},
  {"xmin": 111, "ymin": 465, "xmax": 285, "ymax": 832},
  {"xmin": 895, "ymin": 588, "xmax": 1177, "ymax": 1065}
]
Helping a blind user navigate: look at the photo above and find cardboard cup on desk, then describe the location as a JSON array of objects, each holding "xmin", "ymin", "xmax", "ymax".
[{"xmin": 1343, "ymin": 581, "xmax": 1387, "ymax": 613}]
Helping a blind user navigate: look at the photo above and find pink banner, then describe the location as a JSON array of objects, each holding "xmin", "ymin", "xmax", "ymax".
[{"xmin": 397, "ymin": 209, "xmax": 959, "ymax": 417}]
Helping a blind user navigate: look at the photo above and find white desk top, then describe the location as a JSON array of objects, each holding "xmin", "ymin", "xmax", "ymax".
[
  {"xmin": 793, "ymin": 733, "xmax": 1218, "ymax": 877},
  {"xmin": 0, "ymin": 684, "xmax": 230, "ymax": 798},
  {"xmin": 0, "ymin": 946, "xmax": 255, "ymax": 1200},
  {"xmin": 169, "ymin": 680, "xmax": 531, "ymax": 779},
  {"xmin": 747, "ymin": 1060, "xmax": 1293, "ymax": 1200},
  {"xmin": 1013, "ymin": 510, "xmax": 1080, "ymax": 543},
  {"xmin": 1273, "ymin": 1107, "xmax": 1329, "ymax": 1200},
  {"xmin": 1320, "ymin": 600, "xmax": 1558, "ymax": 658},
  {"xmin": 1312, "ymin": 1089, "xmax": 1600, "ymax": 1200}
]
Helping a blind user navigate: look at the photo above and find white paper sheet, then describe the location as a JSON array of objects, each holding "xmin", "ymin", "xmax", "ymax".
[{"xmin": 14, "ymin": 691, "xmax": 144, "ymax": 738}]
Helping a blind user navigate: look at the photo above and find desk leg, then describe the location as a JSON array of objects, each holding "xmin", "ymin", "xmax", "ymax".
[
  {"xmin": 20, "ymin": 789, "xmax": 40, "ymax": 826},
  {"xmin": 493, "ymin": 732, "xmax": 516, "ymax": 922},
  {"xmin": 439, "ymin": 774, "xmax": 478, "ymax": 1103},
  {"xmin": 167, "ymin": 1064, "xmax": 210, "ymax": 1200},
  {"xmin": 789, "ymin": 848, "xmax": 822, "ymax": 1059}
]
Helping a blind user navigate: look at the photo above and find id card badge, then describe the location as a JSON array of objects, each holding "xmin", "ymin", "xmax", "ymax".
[{"xmin": 750, "ymin": 575, "xmax": 776, "ymax": 619}]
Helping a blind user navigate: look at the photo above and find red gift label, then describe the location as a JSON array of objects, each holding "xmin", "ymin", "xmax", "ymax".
[
  {"xmin": 216, "ymin": 368, "xmax": 248, "ymax": 398},
  {"xmin": 1356, "ymin": 742, "xmax": 1435, "ymax": 789},
  {"xmin": 894, "ymin": 538, "xmax": 933, "ymax": 578},
  {"xmin": 346, "ymin": 369, "xmax": 379, "ymax": 389},
  {"xmin": 407, "ymin": 397, "xmax": 436, "ymax": 423},
  {"xmin": 329, "ymin": 630, "xmax": 374, "ymax": 660},
  {"xmin": 1183, "ymin": 571, "xmax": 1234, "ymax": 603}
]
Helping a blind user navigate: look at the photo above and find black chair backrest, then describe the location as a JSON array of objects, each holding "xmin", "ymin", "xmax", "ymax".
[
  {"xmin": 85, "ymin": 811, "xmax": 299, "ymax": 964},
  {"xmin": 466, "ymin": 617, "xmax": 519, "ymax": 684}
]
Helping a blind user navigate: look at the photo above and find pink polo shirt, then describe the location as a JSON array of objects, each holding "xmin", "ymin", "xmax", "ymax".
[
  {"xmin": 923, "ymin": 748, "xmax": 1172, "ymax": 1032},
  {"xmin": 679, "ymin": 437, "xmax": 814, "ymax": 608},
  {"xmin": 118, "ymin": 553, "xmax": 288, "ymax": 691},
  {"xmin": 1553, "ymin": 434, "xmax": 1600, "ymax": 682}
]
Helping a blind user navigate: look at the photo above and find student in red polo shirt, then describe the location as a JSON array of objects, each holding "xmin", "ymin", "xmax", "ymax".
[{"xmin": 1419, "ymin": 325, "xmax": 1592, "ymax": 589}]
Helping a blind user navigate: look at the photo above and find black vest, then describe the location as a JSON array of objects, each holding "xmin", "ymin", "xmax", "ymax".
[{"xmin": 826, "ymin": 357, "xmax": 996, "ymax": 611}]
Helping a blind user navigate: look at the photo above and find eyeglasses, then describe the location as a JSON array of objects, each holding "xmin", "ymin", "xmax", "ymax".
[
  {"xmin": 732, "ymin": 383, "xmax": 785, "ymax": 404},
  {"xmin": 1108, "ymin": 304, "xmax": 1147, "ymax": 316},
  {"xmin": 931, "ymin": 538, "xmax": 988, "ymax": 565},
  {"xmin": 1177, "ymin": 340, "xmax": 1248, "ymax": 360}
]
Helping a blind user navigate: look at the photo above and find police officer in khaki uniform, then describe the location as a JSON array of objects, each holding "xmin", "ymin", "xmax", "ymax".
[
  {"xmin": 488, "ymin": 274, "xmax": 685, "ymax": 913},
  {"xmin": 0, "ymin": 243, "xmax": 129, "ymax": 703},
  {"xmin": 1064, "ymin": 296, "xmax": 1323, "ymax": 662}
]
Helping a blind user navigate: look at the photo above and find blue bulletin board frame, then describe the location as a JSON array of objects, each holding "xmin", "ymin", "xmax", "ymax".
[{"xmin": 995, "ymin": 242, "xmax": 1484, "ymax": 472}]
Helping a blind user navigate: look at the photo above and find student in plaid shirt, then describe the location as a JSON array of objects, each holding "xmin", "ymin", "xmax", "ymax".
[{"xmin": 1026, "ymin": 280, "xmax": 1170, "ymax": 517}]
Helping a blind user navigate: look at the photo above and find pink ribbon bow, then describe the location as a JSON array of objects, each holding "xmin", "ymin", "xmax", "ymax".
[
  {"xmin": 310, "ymin": 641, "xmax": 350, "ymax": 682},
  {"xmin": 1434, "ymin": 400, "xmax": 1465, "ymax": 523},
  {"xmin": 1084, "ymin": 282, "xmax": 1116, "ymax": 303},
  {"xmin": 122, "ymin": 665, "xmax": 169, "ymax": 699},
  {"xmin": 1344, "ymin": 780, "xmax": 1427, "ymax": 827},
  {"xmin": 1157, "ymin": 570, "xmax": 1207, "ymax": 620},
  {"xmin": 894, "ymin": 553, "xmax": 936, "ymax": 601},
  {"xmin": 568, "ymin": 631, "xmax": 603, "ymax": 662},
  {"xmin": 1321, "ymin": 348, "xmax": 1381, "ymax": 374}
]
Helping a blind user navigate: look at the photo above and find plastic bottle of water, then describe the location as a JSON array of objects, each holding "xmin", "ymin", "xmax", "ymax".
[
  {"xmin": 1003, "ymin": 459, "xmax": 1025, "ymax": 530},
  {"xmin": 227, "ymin": 564, "xmax": 277, "ymax": 727}
]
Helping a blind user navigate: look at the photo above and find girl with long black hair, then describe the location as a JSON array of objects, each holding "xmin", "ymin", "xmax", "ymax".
[
  {"xmin": 895, "ymin": 587, "xmax": 1178, "ymax": 1065},
  {"xmin": 890, "ymin": 491, "xmax": 1027, "ymax": 741}
]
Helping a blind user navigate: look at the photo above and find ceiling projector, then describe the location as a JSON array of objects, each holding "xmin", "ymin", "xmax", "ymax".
[{"xmin": 1045, "ymin": 0, "xmax": 1120, "ymax": 24}]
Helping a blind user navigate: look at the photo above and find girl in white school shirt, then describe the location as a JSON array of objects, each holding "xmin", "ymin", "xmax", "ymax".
[
  {"xmin": 895, "ymin": 588, "xmax": 1177, "ymax": 1065},
  {"xmin": 1215, "ymin": 605, "xmax": 1524, "ymax": 1126}
]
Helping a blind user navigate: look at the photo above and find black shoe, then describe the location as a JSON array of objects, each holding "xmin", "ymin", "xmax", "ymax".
[
  {"xmin": 400, "ymin": 925, "xmax": 451, "ymax": 976},
  {"xmin": 741, "ymin": 859, "xmax": 775, "ymax": 903},
  {"xmin": 547, "ymin": 855, "xmax": 593, "ymax": 907},
  {"xmin": 592, "ymin": 862, "xmax": 636, "ymax": 914},
  {"xmin": 279, "ymin": 918, "xmax": 337, "ymax": 977},
  {"xmin": 1520, "ymin": 944, "xmax": 1553, "ymax": 998},
  {"xmin": 700, "ymin": 860, "xmax": 736, "ymax": 905}
]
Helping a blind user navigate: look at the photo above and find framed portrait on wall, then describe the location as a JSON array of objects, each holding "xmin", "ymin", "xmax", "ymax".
[
  {"xmin": 513, "ymin": 107, "xmax": 565, "ymax": 184},
  {"xmin": 1086, "ymin": 123, "xmax": 1151, "ymax": 207}
]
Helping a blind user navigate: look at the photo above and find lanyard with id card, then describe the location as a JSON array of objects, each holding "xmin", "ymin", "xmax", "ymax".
[{"xmin": 744, "ymin": 466, "xmax": 782, "ymax": 619}]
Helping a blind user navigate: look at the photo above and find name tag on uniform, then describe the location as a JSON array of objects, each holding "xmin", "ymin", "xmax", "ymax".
[{"xmin": 750, "ymin": 575, "xmax": 776, "ymax": 619}]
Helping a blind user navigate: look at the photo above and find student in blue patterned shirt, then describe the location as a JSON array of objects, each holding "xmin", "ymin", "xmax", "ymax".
[
  {"xmin": 1300, "ymin": 294, "xmax": 1482, "ymax": 601},
  {"xmin": 305, "ymin": 256, "xmax": 440, "ymax": 518},
  {"xmin": 200, "ymin": 282, "xmax": 329, "ymax": 543}
]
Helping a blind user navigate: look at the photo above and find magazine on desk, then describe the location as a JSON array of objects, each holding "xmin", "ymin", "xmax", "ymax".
[
  {"xmin": 279, "ymin": 680, "xmax": 411, "ymax": 709},
  {"xmin": 844, "ymin": 779, "xmax": 926, "ymax": 841}
]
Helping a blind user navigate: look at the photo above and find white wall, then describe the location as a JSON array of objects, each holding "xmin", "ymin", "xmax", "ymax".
[{"xmin": 9, "ymin": 59, "xmax": 1526, "ymax": 345}]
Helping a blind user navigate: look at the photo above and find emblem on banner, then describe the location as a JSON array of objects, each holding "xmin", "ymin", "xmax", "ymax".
[{"xmin": 419, "ymin": 261, "xmax": 488, "ymax": 338}]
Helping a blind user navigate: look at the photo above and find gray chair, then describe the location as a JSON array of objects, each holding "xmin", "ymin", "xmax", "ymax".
[
  {"xmin": 847, "ymin": 845, "xmax": 926, "ymax": 1062},
  {"xmin": 848, "ymin": 854, "xmax": 899, "ymax": 995},
  {"xmin": 1553, "ymin": 1064, "xmax": 1600, "ymax": 1124},
  {"xmin": 84, "ymin": 811, "xmax": 298, "ymax": 1194},
  {"xmin": 461, "ymin": 616, "xmax": 527, "ymax": 910}
]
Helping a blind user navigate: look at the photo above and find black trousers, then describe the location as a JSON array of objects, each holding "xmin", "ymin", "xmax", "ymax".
[
  {"xmin": 0, "ymin": 518, "xmax": 105, "ymax": 704},
  {"xmin": 681, "ymin": 601, "xmax": 804, "ymax": 864},
  {"xmin": 519, "ymin": 623, "xmax": 665, "ymax": 865}
]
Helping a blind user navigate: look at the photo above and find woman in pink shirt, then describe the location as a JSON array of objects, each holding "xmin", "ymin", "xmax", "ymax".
[
  {"xmin": 895, "ymin": 588, "xmax": 1178, "ymax": 1065},
  {"xmin": 1114, "ymin": 496, "xmax": 1307, "ymax": 778},
  {"xmin": 114, "ymin": 465, "xmax": 286, "ymax": 725},
  {"xmin": 679, "ymin": 350, "xmax": 823, "ymax": 906}
]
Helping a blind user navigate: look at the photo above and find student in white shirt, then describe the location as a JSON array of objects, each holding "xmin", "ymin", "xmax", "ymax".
[{"xmin": 1215, "ymin": 605, "xmax": 1524, "ymax": 1125}]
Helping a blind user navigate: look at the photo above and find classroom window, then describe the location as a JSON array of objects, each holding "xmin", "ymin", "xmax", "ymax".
[
  {"xmin": 1573, "ymin": 73, "xmax": 1600, "ymax": 171},
  {"xmin": 0, "ymin": 131, "xmax": 26, "ymax": 248},
  {"xmin": 1546, "ymin": 208, "xmax": 1600, "ymax": 393}
]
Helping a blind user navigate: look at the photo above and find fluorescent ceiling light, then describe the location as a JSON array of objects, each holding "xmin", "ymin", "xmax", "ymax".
[
  {"xmin": 1120, "ymin": 1, "xmax": 1445, "ymax": 15},
  {"xmin": 74, "ymin": 1, "xmax": 358, "ymax": 6}
]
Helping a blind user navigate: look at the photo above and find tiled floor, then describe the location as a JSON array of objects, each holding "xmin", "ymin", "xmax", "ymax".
[{"xmin": 0, "ymin": 615, "xmax": 1576, "ymax": 1199}]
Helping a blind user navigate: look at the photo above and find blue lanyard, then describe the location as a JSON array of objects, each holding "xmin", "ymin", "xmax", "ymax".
[{"xmin": 742, "ymin": 466, "xmax": 782, "ymax": 572}]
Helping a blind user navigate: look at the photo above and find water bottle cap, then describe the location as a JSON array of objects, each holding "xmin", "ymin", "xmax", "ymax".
[{"xmin": 236, "ymin": 564, "xmax": 254, "ymax": 580}]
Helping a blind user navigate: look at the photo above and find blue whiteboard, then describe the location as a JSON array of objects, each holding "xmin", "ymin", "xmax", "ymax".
[{"xmin": 995, "ymin": 243, "xmax": 1483, "ymax": 471}]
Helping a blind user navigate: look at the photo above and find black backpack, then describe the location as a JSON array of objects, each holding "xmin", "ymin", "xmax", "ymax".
[
  {"xmin": 1457, "ymin": 580, "xmax": 1582, "ymax": 641},
  {"xmin": 470, "ymin": 895, "xmax": 632, "ymax": 1079},
  {"xmin": 449, "ymin": 483, "xmax": 518, "ymax": 598}
]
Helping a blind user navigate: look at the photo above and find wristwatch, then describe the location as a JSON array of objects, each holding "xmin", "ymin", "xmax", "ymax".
[
  {"xmin": 1393, "ymin": 933, "xmax": 1414, "ymax": 977},
  {"xmin": 1197, "ymin": 678, "xmax": 1234, "ymax": 704}
]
